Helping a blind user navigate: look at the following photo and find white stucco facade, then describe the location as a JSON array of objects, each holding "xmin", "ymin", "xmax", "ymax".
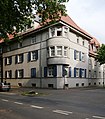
[{"xmin": 0, "ymin": 16, "xmax": 104, "ymax": 89}]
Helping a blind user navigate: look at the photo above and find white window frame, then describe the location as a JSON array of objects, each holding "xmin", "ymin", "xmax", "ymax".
[
  {"xmin": 31, "ymin": 51, "xmax": 37, "ymax": 61},
  {"xmin": 6, "ymin": 71, "xmax": 11, "ymax": 78},
  {"xmin": 18, "ymin": 42, "xmax": 22, "ymax": 48},
  {"xmin": 51, "ymin": 28, "xmax": 55, "ymax": 37},
  {"xmin": 82, "ymin": 52, "xmax": 85, "ymax": 61},
  {"xmin": 89, "ymin": 70, "xmax": 91, "ymax": 78},
  {"xmin": 64, "ymin": 46, "xmax": 68, "ymax": 57},
  {"xmin": 7, "ymin": 57, "xmax": 11, "ymax": 65},
  {"xmin": 31, "ymin": 36, "xmax": 36, "ymax": 44},
  {"xmin": 57, "ymin": 46, "xmax": 62, "ymax": 56},
  {"xmin": 76, "ymin": 68, "xmax": 79, "ymax": 77},
  {"xmin": 50, "ymin": 46, "xmax": 55, "ymax": 56},
  {"xmin": 48, "ymin": 66, "xmax": 54, "ymax": 77},
  {"xmin": 17, "ymin": 70, "xmax": 23, "ymax": 78},
  {"xmin": 57, "ymin": 27, "xmax": 62, "ymax": 36},
  {"xmin": 17, "ymin": 54, "xmax": 23, "ymax": 63},
  {"xmin": 76, "ymin": 51, "xmax": 79, "ymax": 60},
  {"xmin": 81, "ymin": 69, "xmax": 85, "ymax": 77}
]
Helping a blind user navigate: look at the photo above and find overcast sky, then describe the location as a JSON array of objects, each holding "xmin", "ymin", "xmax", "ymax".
[{"xmin": 65, "ymin": 0, "xmax": 105, "ymax": 44}]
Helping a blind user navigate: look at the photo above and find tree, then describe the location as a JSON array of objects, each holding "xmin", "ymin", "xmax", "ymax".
[
  {"xmin": 96, "ymin": 44, "xmax": 105, "ymax": 65},
  {"xmin": 0, "ymin": 0, "xmax": 69, "ymax": 39}
]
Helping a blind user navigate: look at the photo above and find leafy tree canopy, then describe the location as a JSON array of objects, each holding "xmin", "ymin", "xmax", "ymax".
[
  {"xmin": 0, "ymin": 0, "xmax": 69, "ymax": 39},
  {"xmin": 96, "ymin": 44, "xmax": 105, "ymax": 65}
]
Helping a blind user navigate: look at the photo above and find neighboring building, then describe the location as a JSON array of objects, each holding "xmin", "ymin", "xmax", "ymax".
[
  {"xmin": 89, "ymin": 38, "xmax": 105, "ymax": 86},
  {"xmin": 0, "ymin": 15, "xmax": 104, "ymax": 89}
]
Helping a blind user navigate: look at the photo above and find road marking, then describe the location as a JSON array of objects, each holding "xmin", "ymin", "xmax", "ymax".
[
  {"xmin": 93, "ymin": 115, "xmax": 105, "ymax": 119},
  {"xmin": 1, "ymin": 99, "xmax": 9, "ymax": 102},
  {"xmin": 14, "ymin": 102, "xmax": 23, "ymax": 105},
  {"xmin": 30, "ymin": 105, "xmax": 44, "ymax": 109},
  {"xmin": 53, "ymin": 110, "xmax": 72, "ymax": 116}
]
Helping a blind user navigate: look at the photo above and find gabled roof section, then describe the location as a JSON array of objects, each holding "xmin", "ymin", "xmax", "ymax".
[
  {"xmin": 60, "ymin": 15, "xmax": 92, "ymax": 38},
  {"xmin": 90, "ymin": 37, "xmax": 100, "ymax": 47}
]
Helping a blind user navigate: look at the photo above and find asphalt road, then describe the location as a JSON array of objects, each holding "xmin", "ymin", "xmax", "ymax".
[{"xmin": 0, "ymin": 87, "xmax": 105, "ymax": 119}]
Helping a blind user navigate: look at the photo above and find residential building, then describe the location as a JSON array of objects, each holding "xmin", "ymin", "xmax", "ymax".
[{"xmin": 0, "ymin": 15, "xmax": 104, "ymax": 89}]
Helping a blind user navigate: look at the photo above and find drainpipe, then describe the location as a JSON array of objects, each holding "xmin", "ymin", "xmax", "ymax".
[
  {"xmin": 40, "ymin": 33, "xmax": 42, "ymax": 88},
  {"xmin": 0, "ymin": 55, "xmax": 3, "ymax": 83}
]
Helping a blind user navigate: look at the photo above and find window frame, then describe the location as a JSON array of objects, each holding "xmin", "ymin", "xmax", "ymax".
[
  {"xmin": 17, "ymin": 69, "xmax": 24, "ymax": 79},
  {"xmin": 57, "ymin": 46, "xmax": 62, "ymax": 56}
]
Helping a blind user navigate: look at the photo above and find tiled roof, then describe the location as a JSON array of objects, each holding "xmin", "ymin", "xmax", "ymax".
[
  {"xmin": 60, "ymin": 15, "xmax": 92, "ymax": 38},
  {"xmin": 90, "ymin": 37, "xmax": 100, "ymax": 47}
]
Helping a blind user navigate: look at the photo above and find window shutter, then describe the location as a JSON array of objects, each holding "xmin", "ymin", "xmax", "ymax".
[
  {"xmin": 15, "ymin": 55, "xmax": 18, "ymax": 64},
  {"xmin": 85, "ymin": 69, "xmax": 87, "ymax": 78},
  {"xmin": 10, "ymin": 70, "xmax": 12, "ymax": 78},
  {"xmin": 28, "ymin": 52, "xmax": 31, "ymax": 62},
  {"xmin": 79, "ymin": 52, "xmax": 81, "ymax": 61},
  {"xmin": 74, "ymin": 50, "xmax": 76, "ymax": 60},
  {"xmin": 22, "ymin": 69, "xmax": 24, "ymax": 78},
  {"xmin": 35, "ymin": 50, "xmax": 38, "ymax": 60},
  {"xmin": 31, "ymin": 68, "xmax": 36, "ymax": 78},
  {"xmin": 10, "ymin": 56, "xmax": 12, "ymax": 64},
  {"xmin": 44, "ymin": 67, "xmax": 47, "ymax": 77},
  {"xmin": 53, "ymin": 65, "xmax": 57, "ymax": 77},
  {"xmin": 79, "ymin": 68, "xmax": 82, "ymax": 78},
  {"xmin": 62, "ymin": 65, "xmax": 64, "ymax": 77},
  {"xmin": 5, "ymin": 58, "xmax": 7, "ymax": 65},
  {"xmin": 22, "ymin": 54, "xmax": 24, "ymax": 63},
  {"xmin": 15, "ymin": 70, "xmax": 17, "ymax": 79},
  {"xmin": 69, "ymin": 67, "xmax": 71, "ymax": 77},
  {"xmin": 74, "ymin": 67, "xmax": 76, "ymax": 77}
]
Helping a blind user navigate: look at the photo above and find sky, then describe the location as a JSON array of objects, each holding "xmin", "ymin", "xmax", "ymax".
[{"xmin": 65, "ymin": 0, "xmax": 105, "ymax": 44}]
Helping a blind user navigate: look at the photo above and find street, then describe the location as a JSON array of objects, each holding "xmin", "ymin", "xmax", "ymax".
[{"xmin": 0, "ymin": 88, "xmax": 105, "ymax": 119}]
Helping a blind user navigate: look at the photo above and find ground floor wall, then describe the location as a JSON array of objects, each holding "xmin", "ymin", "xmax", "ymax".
[{"xmin": 5, "ymin": 77, "xmax": 105, "ymax": 89}]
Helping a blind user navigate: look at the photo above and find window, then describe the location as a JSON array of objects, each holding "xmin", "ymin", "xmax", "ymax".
[
  {"xmin": 74, "ymin": 68, "xmax": 79, "ymax": 77},
  {"xmin": 18, "ymin": 42, "xmax": 22, "ymax": 48},
  {"xmin": 5, "ymin": 56, "xmax": 12, "ymax": 65},
  {"xmin": 76, "ymin": 51, "xmax": 79, "ymax": 60},
  {"xmin": 31, "ymin": 68, "xmax": 36, "ymax": 78},
  {"xmin": 15, "ymin": 54, "xmax": 24, "ymax": 64},
  {"xmin": 77, "ymin": 35, "xmax": 79, "ymax": 43},
  {"xmin": 5, "ymin": 70, "xmax": 12, "ymax": 79},
  {"xmin": 81, "ymin": 69, "xmax": 85, "ymax": 78},
  {"xmin": 31, "ymin": 51, "xmax": 36, "ymax": 60},
  {"xmin": 74, "ymin": 50, "xmax": 82, "ymax": 61},
  {"xmin": 48, "ymin": 67, "xmax": 54, "ymax": 77},
  {"xmin": 64, "ymin": 26, "xmax": 68, "ymax": 36},
  {"xmin": 94, "ymin": 71, "xmax": 97, "ymax": 78},
  {"xmin": 99, "ymin": 72, "xmax": 101, "ymax": 78},
  {"xmin": 89, "ymin": 70, "xmax": 91, "ymax": 78},
  {"xmin": 7, "ymin": 46, "xmax": 11, "ymax": 51},
  {"xmin": 16, "ymin": 69, "xmax": 24, "ymax": 78},
  {"xmin": 51, "ymin": 28, "xmax": 55, "ymax": 37},
  {"xmin": 82, "ymin": 53, "xmax": 85, "ymax": 61},
  {"xmin": 44, "ymin": 66, "xmax": 57, "ymax": 77},
  {"xmin": 50, "ymin": 46, "xmax": 55, "ymax": 56},
  {"xmin": 28, "ymin": 50, "xmax": 38, "ymax": 62},
  {"xmin": 82, "ymin": 40, "xmax": 85, "ymax": 46},
  {"xmin": 31, "ymin": 36, "xmax": 36, "ymax": 44},
  {"xmin": 64, "ymin": 47, "xmax": 68, "ymax": 56},
  {"xmin": 57, "ymin": 27, "xmax": 62, "ymax": 36},
  {"xmin": 57, "ymin": 46, "xmax": 62, "ymax": 56}
]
